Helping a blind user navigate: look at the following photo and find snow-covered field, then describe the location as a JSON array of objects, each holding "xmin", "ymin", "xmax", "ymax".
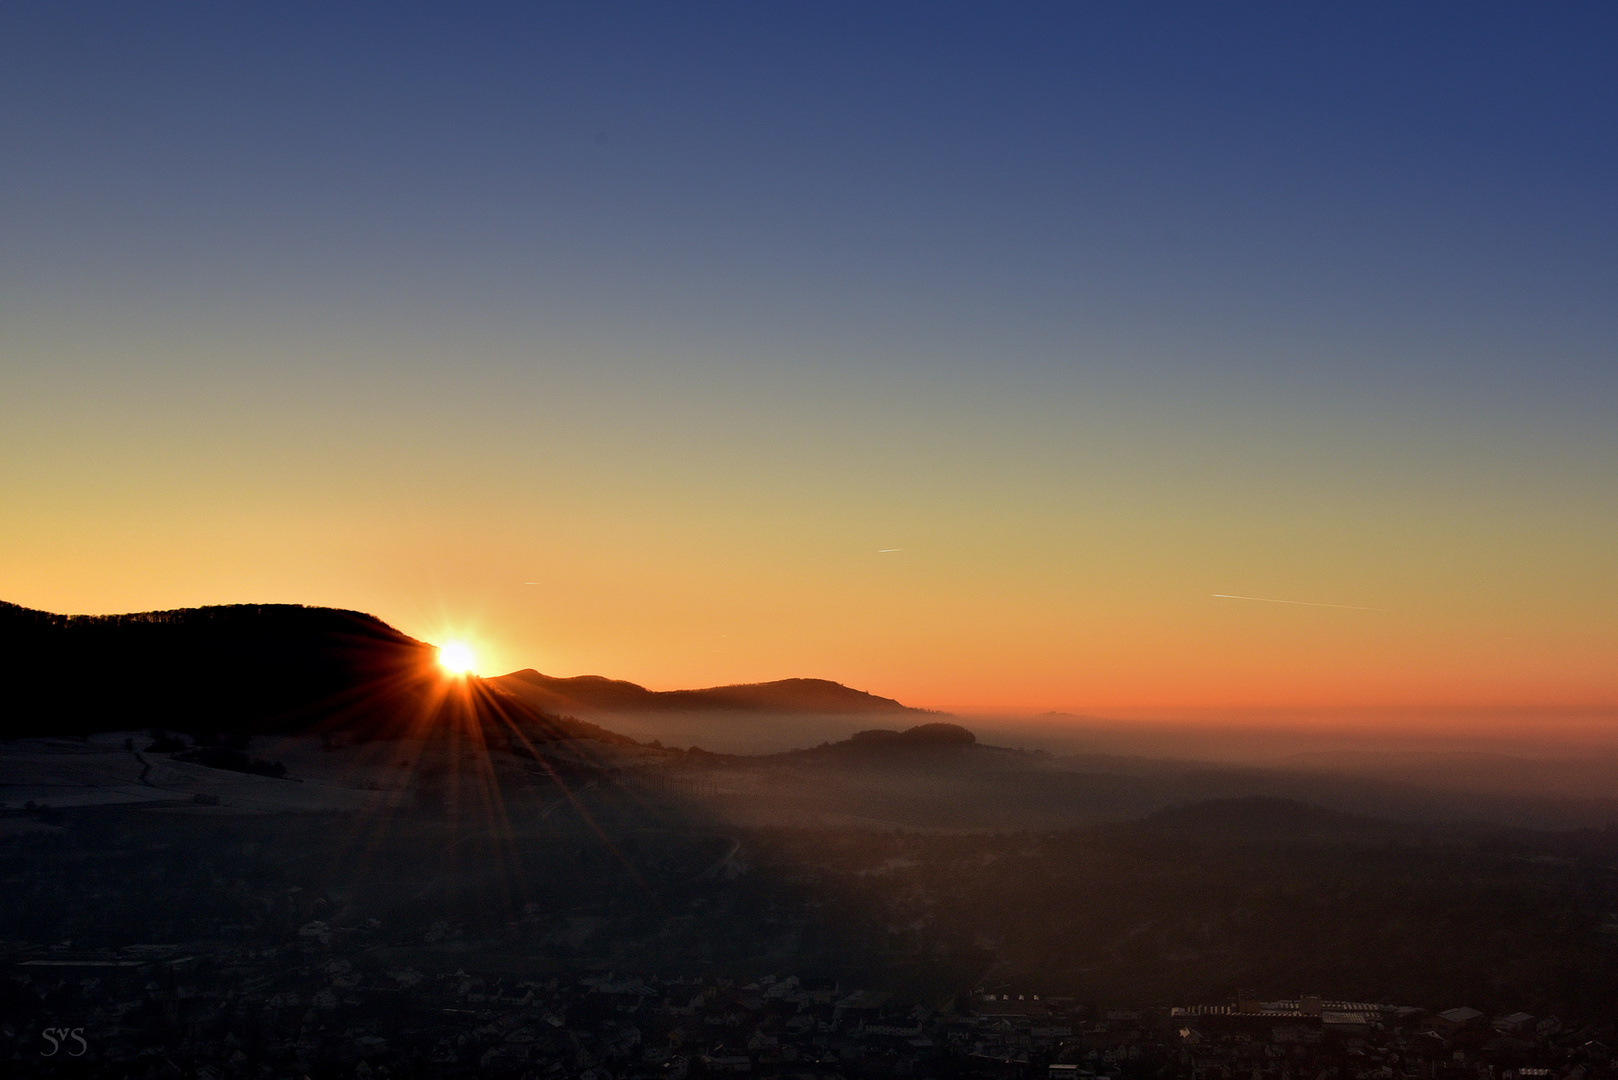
[
  {"xmin": 0, "ymin": 729, "xmax": 663, "ymax": 819},
  {"xmin": 0, "ymin": 733, "xmax": 398, "ymax": 814}
]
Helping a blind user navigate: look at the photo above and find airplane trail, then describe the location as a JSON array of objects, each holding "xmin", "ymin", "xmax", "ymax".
[{"xmin": 1212, "ymin": 593, "xmax": 1384, "ymax": 611}]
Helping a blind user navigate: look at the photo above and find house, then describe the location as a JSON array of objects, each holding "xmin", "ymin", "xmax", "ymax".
[
  {"xmin": 700, "ymin": 1054, "xmax": 752, "ymax": 1073},
  {"xmin": 1321, "ymin": 1012, "xmax": 1372, "ymax": 1035},
  {"xmin": 1432, "ymin": 1008, "xmax": 1486, "ymax": 1033}
]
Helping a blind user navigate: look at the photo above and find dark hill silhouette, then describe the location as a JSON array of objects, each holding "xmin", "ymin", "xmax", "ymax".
[
  {"xmin": 848, "ymin": 722, "xmax": 976, "ymax": 746},
  {"xmin": 775, "ymin": 721, "xmax": 982, "ymax": 761},
  {"xmin": 0, "ymin": 600, "xmax": 630, "ymax": 745},
  {"xmin": 494, "ymin": 669, "xmax": 931, "ymax": 716},
  {"xmin": 1145, "ymin": 795, "xmax": 1396, "ymax": 838}
]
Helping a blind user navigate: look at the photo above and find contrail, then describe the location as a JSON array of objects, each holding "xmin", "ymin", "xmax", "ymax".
[
  {"xmin": 877, "ymin": 548, "xmax": 903, "ymax": 553},
  {"xmin": 1212, "ymin": 593, "xmax": 1383, "ymax": 611}
]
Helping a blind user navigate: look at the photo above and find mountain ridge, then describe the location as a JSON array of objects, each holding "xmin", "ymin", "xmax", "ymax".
[
  {"xmin": 0, "ymin": 601, "xmax": 933, "ymax": 749},
  {"xmin": 0, "ymin": 600, "xmax": 618, "ymax": 744},
  {"xmin": 492, "ymin": 669, "xmax": 936, "ymax": 717}
]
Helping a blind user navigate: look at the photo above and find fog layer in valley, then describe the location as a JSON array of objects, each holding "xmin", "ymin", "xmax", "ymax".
[{"xmin": 522, "ymin": 703, "xmax": 1618, "ymax": 829}]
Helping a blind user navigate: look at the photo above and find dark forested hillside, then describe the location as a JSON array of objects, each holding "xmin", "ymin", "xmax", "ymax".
[
  {"xmin": 0, "ymin": 601, "xmax": 441, "ymax": 737},
  {"xmin": 0, "ymin": 601, "xmax": 629, "ymax": 744}
]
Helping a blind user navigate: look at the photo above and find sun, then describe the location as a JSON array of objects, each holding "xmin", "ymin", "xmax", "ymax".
[{"xmin": 437, "ymin": 642, "xmax": 477, "ymax": 677}]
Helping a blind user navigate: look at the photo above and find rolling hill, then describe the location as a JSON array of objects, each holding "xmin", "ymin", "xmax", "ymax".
[
  {"xmin": 0, "ymin": 600, "xmax": 620, "ymax": 744},
  {"xmin": 492, "ymin": 669, "xmax": 932, "ymax": 716},
  {"xmin": 0, "ymin": 601, "xmax": 928, "ymax": 750}
]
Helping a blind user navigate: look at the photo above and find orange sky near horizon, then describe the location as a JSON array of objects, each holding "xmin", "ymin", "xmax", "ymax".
[{"xmin": 3, "ymin": 326, "xmax": 1613, "ymax": 716}]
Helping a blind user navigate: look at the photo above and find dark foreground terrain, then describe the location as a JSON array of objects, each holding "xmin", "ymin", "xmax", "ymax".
[
  {"xmin": 5, "ymin": 745, "xmax": 1618, "ymax": 1077},
  {"xmin": 7, "ymin": 602, "xmax": 1618, "ymax": 1077}
]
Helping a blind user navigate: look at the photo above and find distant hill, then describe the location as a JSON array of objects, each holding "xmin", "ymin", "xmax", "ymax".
[
  {"xmin": 847, "ymin": 722, "xmax": 977, "ymax": 746},
  {"xmin": 774, "ymin": 721, "xmax": 982, "ymax": 761},
  {"xmin": 0, "ymin": 601, "xmax": 630, "ymax": 745},
  {"xmin": 493, "ymin": 670, "xmax": 932, "ymax": 716},
  {"xmin": 1145, "ymin": 795, "xmax": 1396, "ymax": 838}
]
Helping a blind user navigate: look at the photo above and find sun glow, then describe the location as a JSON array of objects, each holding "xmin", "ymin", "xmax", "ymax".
[{"xmin": 437, "ymin": 642, "xmax": 477, "ymax": 676}]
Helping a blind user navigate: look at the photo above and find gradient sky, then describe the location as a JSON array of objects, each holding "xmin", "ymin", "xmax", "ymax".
[{"xmin": 2, "ymin": 3, "xmax": 1615, "ymax": 711}]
